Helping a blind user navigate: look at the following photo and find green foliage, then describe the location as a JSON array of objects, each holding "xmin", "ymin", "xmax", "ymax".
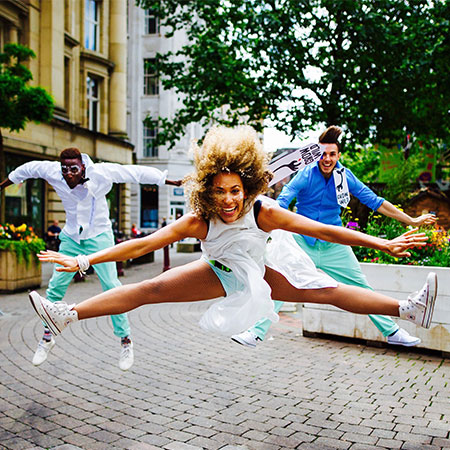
[
  {"xmin": 348, "ymin": 211, "xmax": 450, "ymax": 267},
  {"xmin": 137, "ymin": 0, "xmax": 450, "ymax": 148},
  {"xmin": 0, "ymin": 43, "xmax": 54, "ymax": 223},
  {"xmin": 376, "ymin": 145, "xmax": 423, "ymax": 204},
  {"xmin": 0, "ymin": 223, "xmax": 45, "ymax": 265},
  {"xmin": 0, "ymin": 43, "xmax": 54, "ymax": 132},
  {"xmin": 340, "ymin": 146, "xmax": 381, "ymax": 183}
]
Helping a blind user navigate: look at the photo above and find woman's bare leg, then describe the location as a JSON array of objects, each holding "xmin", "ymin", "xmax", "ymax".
[
  {"xmin": 75, "ymin": 260, "xmax": 226, "ymax": 320},
  {"xmin": 264, "ymin": 267, "xmax": 400, "ymax": 317}
]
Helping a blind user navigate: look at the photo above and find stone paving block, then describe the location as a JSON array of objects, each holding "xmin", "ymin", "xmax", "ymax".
[
  {"xmin": 370, "ymin": 428, "xmax": 396, "ymax": 439},
  {"xmin": 304, "ymin": 417, "xmax": 341, "ymax": 430},
  {"xmin": 393, "ymin": 422, "xmax": 413, "ymax": 433},
  {"xmin": 212, "ymin": 431, "xmax": 255, "ymax": 447},
  {"xmin": 138, "ymin": 433, "xmax": 173, "ymax": 447},
  {"xmin": 402, "ymin": 444, "xmax": 443, "ymax": 450},
  {"xmin": 162, "ymin": 429, "xmax": 197, "ymax": 442},
  {"xmin": 311, "ymin": 436, "xmax": 352, "ymax": 449},
  {"xmin": 411, "ymin": 425, "xmax": 449, "ymax": 437},
  {"xmin": 264, "ymin": 433, "xmax": 307, "ymax": 448},
  {"xmin": 126, "ymin": 443, "xmax": 162, "ymax": 450},
  {"xmin": 88, "ymin": 429, "xmax": 121, "ymax": 444},
  {"xmin": 165, "ymin": 442, "xmax": 202, "ymax": 450},
  {"xmin": 360, "ymin": 418, "xmax": 395, "ymax": 430},
  {"xmin": 432, "ymin": 437, "xmax": 450, "ymax": 447},
  {"xmin": 62, "ymin": 432, "xmax": 102, "ymax": 448},
  {"xmin": 182, "ymin": 424, "xmax": 218, "ymax": 438},
  {"xmin": 395, "ymin": 431, "xmax": 432, "ymax": 444},
  {"xmin": 185, "ymin": 436, "xmax": 224, "ymax": 450},
  {"xmin": 376, "ymin": 438, "xmax": 403, "ymax": 448},
  {"xmin": 340, "ymin": 432, "xmax": 379, "ymax": 445},
  {"xmin": 337, "ymin": 422, "xmax": 374, "ymax": 435},
  {"xmin": 51, "ymin": 445, "xmax": 84, "ymax": 450},
  {"xmin": 2, "ymin": 438, "xmax": 36, "ymax": 450}
]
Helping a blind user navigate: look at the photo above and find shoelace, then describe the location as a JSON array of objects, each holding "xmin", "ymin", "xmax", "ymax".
[
  {"xmin": 51, "ymin": 302, "xmax": 75, "ymax": 314},
  {"xmin": 121, "ymin": 345, "xmax": 132, "ymax": 359},
  {"xmin": 408, "ymin": 291, "xmax": 426, "ymax": 308}
]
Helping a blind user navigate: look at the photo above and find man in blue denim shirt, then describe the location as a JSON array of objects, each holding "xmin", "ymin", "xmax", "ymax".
[{"xmin": 233, "ymin": 126, "xmax": 436, "ymax": 348}]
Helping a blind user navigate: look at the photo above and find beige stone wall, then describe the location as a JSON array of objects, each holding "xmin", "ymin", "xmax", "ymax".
[{"xmin": 1, "ymin": 0, "xmax": 132, "ymax": 234}]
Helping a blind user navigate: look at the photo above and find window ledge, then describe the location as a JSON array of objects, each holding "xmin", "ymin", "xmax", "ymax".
[{"xmin": 81, "ymin": 49, "xmax": 115, "ymax": 71}]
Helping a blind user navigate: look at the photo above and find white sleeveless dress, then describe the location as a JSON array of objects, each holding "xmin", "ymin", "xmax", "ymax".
[{"xmin": 199, "ymin": 197, "xmax": 337, "ymax": 335}]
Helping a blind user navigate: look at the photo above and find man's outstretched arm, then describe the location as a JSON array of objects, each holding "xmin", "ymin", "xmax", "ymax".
[
  {"xmin": 0, "ymin": 178, "xmax": 13, "ymax": 190},
  {"xmin": 377, "ymin": 200, "xmax": 437, "ymax": 227}
]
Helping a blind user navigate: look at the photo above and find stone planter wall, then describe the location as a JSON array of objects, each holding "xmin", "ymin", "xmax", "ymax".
[
  {"xmin": 0, "ymin": 250, "xmax": 42, "ymax": 293},
  {"xmin": 302, "ymin": 264, "xmax": 450, "ymax": 354},
  {"xmin": 177, "ymin": 239, "xmax": 201, "ymax": 253}
]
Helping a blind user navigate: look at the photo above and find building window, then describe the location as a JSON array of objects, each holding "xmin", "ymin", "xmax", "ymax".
[
  {"xmin": 64, "ymin": 57, "xmax": 71, "ymax": 113},
  {"xmin": 141, "ymin": 185, "xmax": 159, "ymax": 229},
  {"xmin": 143, "ymin": 122, "xmax": 158, "ymax": 157},
  {"xmin": 145, "ymin": 9, "xmax": 160, "ymax": 35},
  {"xmin": 87, "ymin": 75, "xmax": 100, "ymax": 131},
  {"xmin": 85, "ymin": 0, "xmax": 99, "ymax": 51},
  {"xmin": 5, "ymin": 154, "xmax": 45, "ymax": 236},
  {"xmin": 143, "ymin": 58, "xmax": 159, "ymax": 96}
]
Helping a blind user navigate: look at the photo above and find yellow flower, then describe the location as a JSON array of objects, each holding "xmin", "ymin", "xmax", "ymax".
[{"xmin": 17, "ymin": 224, "xmax": 27, "ymax": 232}]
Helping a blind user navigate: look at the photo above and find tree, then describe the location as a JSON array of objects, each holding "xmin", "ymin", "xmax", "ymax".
[
  {"xmin": 137, "ymin": 0, "xmax": 449, "ymax": 149},
  {"xmin": 0, "ymin": 43, "xmax": 54, "ymax": 223}
]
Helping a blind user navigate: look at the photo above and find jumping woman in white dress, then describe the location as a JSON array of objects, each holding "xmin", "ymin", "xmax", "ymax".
[{"xmin": 30, "ymin": 126, "xmax": 438, "ymax": 339}]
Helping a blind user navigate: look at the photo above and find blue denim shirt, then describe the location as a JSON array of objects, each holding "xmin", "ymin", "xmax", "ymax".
[{"xmin": 277, "ymin": 161, "xmax": 385, "ymax": 245}]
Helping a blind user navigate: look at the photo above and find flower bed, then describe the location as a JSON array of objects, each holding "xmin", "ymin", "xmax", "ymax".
[
  {"xmin": 0, "ymin": 223, "xmax": 45, "ymax": 292},
  {"xmin": 345, "ymin": 209, "xmax": 450, "ymax": 267},
  {"xmin": 0, "ymin": 223, "xmax": 46, "ymax": 264}
]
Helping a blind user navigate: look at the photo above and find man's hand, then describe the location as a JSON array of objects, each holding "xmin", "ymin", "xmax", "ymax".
[
  {"xmin": 383, "ymin": 228, "xmax": 428, "ymax": 257},
  {"xmin": 165, "ymin": 179, "xmax": 182, "ymax": 186},
  {"xmin": 37, "ymin": 250, "xmax": 79, "ymax": 272},
  {"xmin": 410, "ymin": 213, "xmax": 437, "ymax": 227}
]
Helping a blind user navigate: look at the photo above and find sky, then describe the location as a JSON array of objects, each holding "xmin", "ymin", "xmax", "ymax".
[{"xmin": 263, "ymin": 125, "xmax": 323, "ymax": 154}]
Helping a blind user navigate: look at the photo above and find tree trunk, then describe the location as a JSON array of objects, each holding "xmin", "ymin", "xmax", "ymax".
[{"xmin": 0, "ymin": 130, "xmax": 5, "ymax": 224}]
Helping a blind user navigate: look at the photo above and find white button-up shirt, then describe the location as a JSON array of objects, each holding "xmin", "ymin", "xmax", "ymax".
[{"xmin": 9, "ymin": 154, "xmax": 167, "ymax": 243}]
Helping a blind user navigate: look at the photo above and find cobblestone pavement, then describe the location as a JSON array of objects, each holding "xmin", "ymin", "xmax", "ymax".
[{"xmin": 0, "ymin": 249, "xmax": 449, "ymax": 450}]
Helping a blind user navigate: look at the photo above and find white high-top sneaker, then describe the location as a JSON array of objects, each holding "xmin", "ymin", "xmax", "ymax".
[
  {"xmin": 29, "ymin": 291, "xmax": 78, "ymax": 336},
  {"xmin": 399, "ymin": 272, "xmax": 437, "ymax": 329},
  {"xmin": 231, "ymin": 330, "xmax": 262, "ymax": 348}
]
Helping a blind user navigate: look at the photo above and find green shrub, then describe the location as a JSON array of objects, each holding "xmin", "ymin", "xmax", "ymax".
[{"xmin": 344, "ymin": 209, "xmax": 450, "ymax": 267}]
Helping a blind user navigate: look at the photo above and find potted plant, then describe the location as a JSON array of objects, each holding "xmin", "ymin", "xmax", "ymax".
[{"xmin": 0, "ymin": 223, "xmax": 45, "ymax": 292}]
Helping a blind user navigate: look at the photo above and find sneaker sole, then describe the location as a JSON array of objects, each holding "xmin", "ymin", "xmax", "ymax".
[
  {"xmin": 32, "ymin": 340, "xmax": 55, "ymax": 366},
  {"xmin": 387, "ymin": 338, "xmax": 421, "ymax": 347},
  {"xmin": 423, "ymin": 272, "xmax": 437, "ymax": 329},
  {"xmin": 231, "ymin": 336, "xmax": 256, "ymax": 348},
  {"xmin": 29, "ymin": 292, "xmax": 62, "ymax": 336}
]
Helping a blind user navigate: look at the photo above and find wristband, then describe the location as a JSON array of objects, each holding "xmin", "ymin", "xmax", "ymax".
[{"xmin": 76, "ymin": 255, "xmax": 90, "ymax": 275}]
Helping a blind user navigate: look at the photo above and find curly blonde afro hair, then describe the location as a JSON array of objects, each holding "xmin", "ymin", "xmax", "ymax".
[{"xmin": 184, "ymin": 126, "xmax": 273, "ymax": 221}]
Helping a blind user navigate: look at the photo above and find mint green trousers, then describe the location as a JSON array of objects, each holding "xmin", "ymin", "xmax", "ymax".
[
  {"xmin": 252, "ymin": 234, "xmax": 399, "ymax": 340},
  {"xmin": 46, "ymin": 231, "xmax": 130, "ymax": 338}
]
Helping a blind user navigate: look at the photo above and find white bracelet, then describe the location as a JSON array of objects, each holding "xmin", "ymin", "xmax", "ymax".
[{"xmin": 76, "ymin": 255, "xmax": 90, "ymax": 275}]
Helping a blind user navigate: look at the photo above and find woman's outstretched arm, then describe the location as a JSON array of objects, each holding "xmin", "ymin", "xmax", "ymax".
[
  {"xmin": 258, "ymin": 203, "xmax": 427, "ymax": 258},
  {"xmin": 38, "ymin": 213, "xmax": 207, "ymax": 272}
]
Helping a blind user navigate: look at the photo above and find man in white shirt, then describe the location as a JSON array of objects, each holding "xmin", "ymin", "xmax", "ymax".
[{"xmin": 0, "ymin": 147, "xmax": 180, "ymax": 370}]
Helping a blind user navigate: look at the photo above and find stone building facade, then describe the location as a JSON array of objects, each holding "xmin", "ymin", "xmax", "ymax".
[
  {"xmin": 127, "ymin": 4, "xmax": 199, "ymax": 232},
  {"xmin": 1, "ymin": 0, "xmax": 133, "ymax": 236}
]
